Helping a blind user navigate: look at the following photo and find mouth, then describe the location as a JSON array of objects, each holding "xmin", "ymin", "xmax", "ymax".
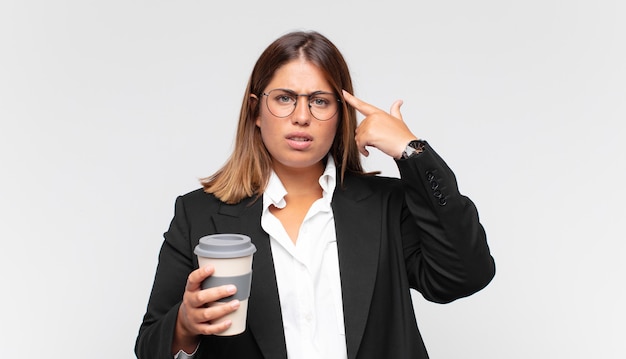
[
  {"xmin": 285, "ymin": 133, "xmax": 313, "ymax": 150},
  {"xmin": 286, "ymin": 133, "xmax": 313, "ymax": 142},
  {"xmin": 287, "ymin": 136, "xmax": 312, "ymax": 142}
]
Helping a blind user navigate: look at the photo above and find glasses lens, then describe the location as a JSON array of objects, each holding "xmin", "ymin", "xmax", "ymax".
[
  {"xmin": 265, "ymin": 89, "xmax": 339, "ymax": 121},
  {"xmin": 266, "ymin": 90, "xmax": 297, "ymax": 118},
  {"xmin": 309, "ymin": 93, "xmax": 339, "ymax": 121}
]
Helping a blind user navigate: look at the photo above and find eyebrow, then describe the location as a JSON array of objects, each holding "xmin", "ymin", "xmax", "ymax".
[{"xmin": 275, "ymin": 88, "xmax": 335, "ymax": 95}]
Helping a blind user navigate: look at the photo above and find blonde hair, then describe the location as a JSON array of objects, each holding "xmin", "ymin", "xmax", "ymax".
[{"xmin": 202, "ymin": 31, "xmax": 366, "ymax": 204}]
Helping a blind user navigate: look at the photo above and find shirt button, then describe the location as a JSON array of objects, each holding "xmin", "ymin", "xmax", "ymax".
[{"xmin": 305, "ymin": 313, "xmax": 313, "ymax": 322}]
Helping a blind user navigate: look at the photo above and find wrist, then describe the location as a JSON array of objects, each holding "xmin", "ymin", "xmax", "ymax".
[{"xmin": 173, "ymin": 308, "xmax": 201, "ymax": 355}]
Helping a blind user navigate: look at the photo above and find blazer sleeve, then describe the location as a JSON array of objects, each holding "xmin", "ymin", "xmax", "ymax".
[
  {"xmin": 135, "ymin": 194, "xmax": 197, "ymax": 359},
  {"xmin": 396, "ymin": 141, "xmax": 495, "ymax": 303}
]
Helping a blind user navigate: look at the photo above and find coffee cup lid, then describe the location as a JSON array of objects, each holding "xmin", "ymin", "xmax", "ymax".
[{"xmin": 194, "ymin": 234, "xmax": 257, "ymax": 258}]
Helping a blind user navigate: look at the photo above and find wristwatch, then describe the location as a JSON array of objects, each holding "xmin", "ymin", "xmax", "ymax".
[{"xmin": 401, "ymin": 140, "xmax": 426, "ymax": 159}]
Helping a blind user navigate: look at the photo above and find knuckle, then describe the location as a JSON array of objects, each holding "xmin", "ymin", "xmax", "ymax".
[
  {"xmin": 224, "ymin": 302, "xmax": 237, "ymax": 313},
  {"xmin": 222, "ymin": 285, "xmax": 236, "ymax": 294},
  {"xmin": 216, "ymin": 321, "xmax": 231, "ymax": 333},
  {"xmin": 199, "ymin": 325, "xmax": 214, "ymax": 335},
  {"xmin": 200, "ymin": 307, "xmax": 214, "ymax": 321}
]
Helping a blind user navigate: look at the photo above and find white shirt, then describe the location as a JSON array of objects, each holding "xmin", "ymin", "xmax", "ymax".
[{"xmin": 261, "ymin": 156, "xmax": 347, "ymax": 359}]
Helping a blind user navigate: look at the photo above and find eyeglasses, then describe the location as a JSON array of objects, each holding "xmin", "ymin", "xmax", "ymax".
[{"xmin": 262, "ymin": 88, "xmax": 341, "ymax": 121}]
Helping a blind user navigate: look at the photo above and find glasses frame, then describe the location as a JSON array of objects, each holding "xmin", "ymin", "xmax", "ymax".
[{"xmin": 261, "ymin": 88, "xmax": 342, "ymax": 121}]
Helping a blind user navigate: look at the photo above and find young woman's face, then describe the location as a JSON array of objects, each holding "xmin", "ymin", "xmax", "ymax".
[{"xmin": 255, "ymin": 59, "xmax": 339, "ymax": 172}]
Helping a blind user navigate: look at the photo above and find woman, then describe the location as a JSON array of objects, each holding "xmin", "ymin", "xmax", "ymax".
[{"xmin": 135, "ymin": 30, "xmax": 495, "ymax": 359}]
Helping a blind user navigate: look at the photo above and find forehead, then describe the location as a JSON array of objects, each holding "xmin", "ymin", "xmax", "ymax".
[{"xmin": 266, "ymin": 59, "xmax": 332, "ymax": 92}]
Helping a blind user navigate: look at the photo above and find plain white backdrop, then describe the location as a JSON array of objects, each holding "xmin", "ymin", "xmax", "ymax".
[{"xmin": 1, "ymin": 0, "xmax": 625, "ymax": 358}]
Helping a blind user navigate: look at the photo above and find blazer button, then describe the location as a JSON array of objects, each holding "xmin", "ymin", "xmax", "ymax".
[
  {"xmin": 433, "ymin": 190, "xmax": 442, "ymax": 198},
  {"xmin": 430, "ymin": 180, "xmax": 439, "ymax": 190},
  {"xmin": 438, "ymin": 198, "xmax": 447, "ymax": 206},
  {"xmin": 426, "ymin": 171, "xmax": 435, "ymax": 182}
]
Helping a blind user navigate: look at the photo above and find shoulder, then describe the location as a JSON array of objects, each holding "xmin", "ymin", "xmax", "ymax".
[
  {"xmin": 344, "ymin": 171, "xmax": 402, "ymax": 188},
  {"xmin": 171, "ymin": 188, "xmax": 222, "ymax": 219},
  {"xmin": 175, "ymin": 188, "xmax": 258, "ymax": 217},
  {"xmin": 339, "ymin": 172, "xmax": 404, "ymax": 201},
  {"xmin": 178, "ymin": 187, "xmax": 220, "ymax": 205}
]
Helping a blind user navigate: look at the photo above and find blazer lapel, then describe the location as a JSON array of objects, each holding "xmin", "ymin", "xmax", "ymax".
[
  {"xmin": 212, "ymin": 198, "xmax": 287, "ymax": 359},
  {"xmin": 332, "ymin": 176, "xmax": 381, "ymax": 359}
]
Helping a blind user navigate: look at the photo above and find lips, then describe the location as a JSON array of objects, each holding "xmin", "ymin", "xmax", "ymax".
[
  {"xmin": 288, "ymin": 136, "xmax": 311, "ymax": 142},
  {"xmin": 285, "ymin": 132, "xmax": 313, "ymax": 150},
  {"xmin": 286, "ymin": 132, "xmax": 313, "ymax": 142}
]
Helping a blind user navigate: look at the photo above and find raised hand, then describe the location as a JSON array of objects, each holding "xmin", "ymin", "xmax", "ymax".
[{"xmin": 342, "ymin": 90, "xmax": 418, "ymax": 158}]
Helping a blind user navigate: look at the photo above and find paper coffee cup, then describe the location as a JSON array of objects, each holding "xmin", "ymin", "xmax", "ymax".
[{"xmin": 194, "ymin": 234, "xmax": 256, "ymax": 336}]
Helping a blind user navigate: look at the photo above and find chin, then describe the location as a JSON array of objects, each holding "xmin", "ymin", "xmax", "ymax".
[{"xmin": 274, "ymin": 155, "xmax": 325, "ymax": 170}]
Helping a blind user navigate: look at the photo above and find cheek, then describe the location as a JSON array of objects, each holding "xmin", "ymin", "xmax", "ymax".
[
  {"xmin": 255, "ymin": 115, "xmax": 272, "ymax": 136},
  {"xmin": 255, "ymin": 107, "xmax": 274, "ymax": 130},
  {"xmin": 323, "ymin": 120, "xmax": 340, "ymax": 141},
  {"xmin": 255, "ymin": 116, "xmax": 278, "ymax": 147}
]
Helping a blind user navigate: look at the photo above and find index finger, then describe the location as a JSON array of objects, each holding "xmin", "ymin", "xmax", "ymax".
[
  {"xmin": 342, "ymin": 90, "xmax": 382, "ymax": 116},
  {"xmin": 186, "ymin": 265, "xmax": 215, "ymax": 291}
]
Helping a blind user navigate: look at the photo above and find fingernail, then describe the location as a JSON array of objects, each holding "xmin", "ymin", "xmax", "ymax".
[
  {"xmin": 226, "ymin": 285, "xmax": 237, "ymax": 294},
  {"xmin": 230, "ymin": 300, "xmax": 240, "ymax": 309}
]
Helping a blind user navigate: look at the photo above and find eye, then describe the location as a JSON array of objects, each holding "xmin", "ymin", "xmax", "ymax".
[
  {"xmin": 274, "ymin": 92, "xmax": 296, "ymax": 105},
  {"xmin": 310, "ymin": 95, "xmax": 331, "ymax": 108}
]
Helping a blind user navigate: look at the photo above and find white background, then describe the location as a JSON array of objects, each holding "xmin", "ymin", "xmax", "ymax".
[{"xmin": 1, "ymin": 0, "xmax": 625, "ymax": 358}]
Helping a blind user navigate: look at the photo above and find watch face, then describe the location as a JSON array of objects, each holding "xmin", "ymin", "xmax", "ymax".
[
  {"xmin": 402, "ymin": 146, "xmax": 416, "ymax": 159},
  {"xmin": 403, "ymin": 140, "xmax": 425, "ymax": 159}
]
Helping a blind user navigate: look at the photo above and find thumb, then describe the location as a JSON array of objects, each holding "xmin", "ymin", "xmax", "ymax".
[{"xmin": 390, "ymin": 100, "xmax": 404, "ymax": 121}]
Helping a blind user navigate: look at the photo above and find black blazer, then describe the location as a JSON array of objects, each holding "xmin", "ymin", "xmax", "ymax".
[{"xmin": 136, "ymin": 143, "xmax": 495, "ymax": 359}]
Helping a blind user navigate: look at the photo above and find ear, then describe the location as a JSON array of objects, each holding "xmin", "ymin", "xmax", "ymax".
[{"xmin": 249, "ymin": 94, "xmax": 261, "ymax": 127}]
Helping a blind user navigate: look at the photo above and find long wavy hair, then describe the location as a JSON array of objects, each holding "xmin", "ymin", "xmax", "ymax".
[{"xmin": 201, "ymin": 31, "xmax": 366, "ymax": 204}]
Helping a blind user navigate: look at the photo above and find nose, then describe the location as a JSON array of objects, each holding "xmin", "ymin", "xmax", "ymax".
[{"xmin": 291, "ymin": 97, "xmax": 311, "ymax": 126}]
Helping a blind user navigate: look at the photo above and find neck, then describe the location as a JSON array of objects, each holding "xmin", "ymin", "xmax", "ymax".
[{"xmin": 273, "ymin": 161, "xmax": 325, "ymax": 196}]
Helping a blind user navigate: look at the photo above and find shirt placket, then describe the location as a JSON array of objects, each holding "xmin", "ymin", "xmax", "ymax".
[{"xmin": 294, "ymin": 219, "xmax": 319, "ymax": 358}]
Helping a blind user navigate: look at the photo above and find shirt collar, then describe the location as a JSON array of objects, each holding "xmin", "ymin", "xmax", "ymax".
[
  {"xmin": 319, "ymin": 156, "xmax": 337, "ymax": 204},
  {"xmin": 263, "ymin": 156, "xmax": 337, "ymax": 211}
]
